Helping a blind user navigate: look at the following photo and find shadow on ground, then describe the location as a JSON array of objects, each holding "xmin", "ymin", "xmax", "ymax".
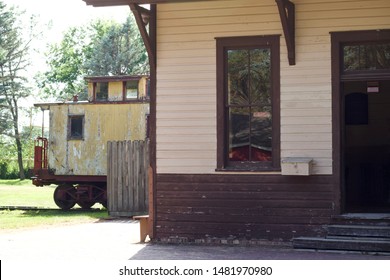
[{"xmin": 129, "ymin": 242, "xmax": 390, "ymax": 260}]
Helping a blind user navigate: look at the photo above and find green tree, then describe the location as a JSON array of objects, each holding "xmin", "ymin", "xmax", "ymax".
[
  {"xmin": 0, "ymin": 1, "xmax": 38, "ymax": 179},
  {"xmin": 84, "ymin": 16, "xmax": 148, "ymax": 76},
  {"xmin": 36, "ymin": 26, "xmax": 91, "ymax": 101},
  {"xmin": 0, "ymin": 124, "xmax": 40, "ymax": 179},
  {"xmin": 39, "ymin": 15, "xmax": 148, "ymax": 101}
]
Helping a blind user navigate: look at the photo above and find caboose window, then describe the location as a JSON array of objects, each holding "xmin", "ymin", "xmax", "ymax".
[
  {"xmin": 125, "ymin": 80, "xmax": 139, "ymax": 99},
  {"xmin": 68, "ymin": 115, "xmax": 84, "ymax": 140},
  {"xmin": 95, "ymin": 82, "xmax": 108, "ymax": 101}
]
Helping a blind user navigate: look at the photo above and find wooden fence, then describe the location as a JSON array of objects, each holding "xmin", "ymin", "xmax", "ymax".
[{"xmin": 107, "ymin": 140, "xmax": 149, "ymax": 217}]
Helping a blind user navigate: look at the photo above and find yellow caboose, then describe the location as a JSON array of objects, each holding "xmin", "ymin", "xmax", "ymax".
[{"xmin": 32, "ymin": 75, "xmax": 150, "ymax": 209}]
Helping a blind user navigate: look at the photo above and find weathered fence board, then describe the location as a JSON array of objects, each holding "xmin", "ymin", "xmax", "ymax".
[{"xmin": 107, "ymin": 140, "xmax": 149, "ymax": 217}]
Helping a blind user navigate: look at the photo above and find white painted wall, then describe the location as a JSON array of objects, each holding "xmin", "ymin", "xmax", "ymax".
[{"xmin": 156, "ymin": 0, "xmax": 390, "ymax": 174}]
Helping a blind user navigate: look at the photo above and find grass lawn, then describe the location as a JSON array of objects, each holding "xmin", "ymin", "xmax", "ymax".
[
  {"xmin": 0, "ymin": 209, "xmax": 108, "ymax": 230},
  {"xmin": 0, "ymin": 180, "xmax": 108, "ymax": 230},
  {"xmin": 0, "ymin": 179, "xmax": 57, "ymax": 208}
]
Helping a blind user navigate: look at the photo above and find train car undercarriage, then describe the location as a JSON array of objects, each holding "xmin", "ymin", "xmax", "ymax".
[{"xmin": 32, "ymin": 137, "xmax": 107, "ymax": 210}]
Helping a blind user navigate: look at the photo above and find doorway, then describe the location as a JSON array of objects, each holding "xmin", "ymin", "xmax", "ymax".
[
  {"xmin": 343, "ymin": 80, "xmax": 390, "ymax": 212},
  {"xmin": 331, "ymin": 29, "xmax": 390, "ymax": 214}
]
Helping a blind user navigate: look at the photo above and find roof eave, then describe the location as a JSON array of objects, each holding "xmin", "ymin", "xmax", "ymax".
[
  {"xmin": 83, "ymin": 0, "xmax": 206, "ymax": 7},
  {"xmin": 84, "ymin": 75, "xmax": 148, "ymax": 82}
]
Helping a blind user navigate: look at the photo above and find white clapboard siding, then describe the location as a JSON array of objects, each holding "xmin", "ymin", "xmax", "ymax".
[{"xmin": 156, "ymin": 0, "xmax": 390, "ymax": 175}]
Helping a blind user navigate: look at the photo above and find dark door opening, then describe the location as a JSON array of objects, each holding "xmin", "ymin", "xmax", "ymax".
[{"xmin": 343, "ymin": 80, "xmax": 390, "ymax": 212}]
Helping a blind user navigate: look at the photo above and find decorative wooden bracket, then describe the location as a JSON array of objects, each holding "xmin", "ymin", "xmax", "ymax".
[
  {"xmin": 129, "ymin": 4, "xmax": 156, "ymax": 70},
  {"xmin": 276, "ymin": 0, "xmax": 295, "ymax": 65}
]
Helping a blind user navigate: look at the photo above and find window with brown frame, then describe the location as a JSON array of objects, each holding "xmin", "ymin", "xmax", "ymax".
[
  {"xmin": 216, "ymin": 35, "xmax": 280, "ymax": 171},
  {"xmin": 68, "ymin": 115, "xmax": 84, "ymax": 140},
  {"xmin": 343, "ymin": 43, "xmax": 390, "ymax": 72},
  {"xmin": 94, "ymin": 82, "xmax": 108, "ymax": 101},
  {"xmin": 124, "ymin": 80, "xmax": 139, "ymax": 100}
]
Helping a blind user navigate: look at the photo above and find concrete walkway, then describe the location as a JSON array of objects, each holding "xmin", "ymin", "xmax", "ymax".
[{"xmin": 1, "ymin": 219, "xmax": 389, "ymax": 261}]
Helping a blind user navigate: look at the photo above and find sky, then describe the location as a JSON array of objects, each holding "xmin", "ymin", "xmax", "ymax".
[
  {"xmin": 5, "ymin": 0, "xmax": 130, "ymax": 39},
  {"xmin": 4, "ymin": 0, "xmax": 130, "ymax": 70}
]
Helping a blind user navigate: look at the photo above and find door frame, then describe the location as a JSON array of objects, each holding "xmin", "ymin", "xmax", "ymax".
[{"xmin": 331, "ymin": 29, "xmax": 390, "ymax": 214}]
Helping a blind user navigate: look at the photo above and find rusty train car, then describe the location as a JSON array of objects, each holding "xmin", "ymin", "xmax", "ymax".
[{"xmin": 32, "ymin": 75, "xmax": 150, "ymax": 210}]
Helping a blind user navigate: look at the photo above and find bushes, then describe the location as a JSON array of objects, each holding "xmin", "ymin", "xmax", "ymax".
[
  {"xmin": 0, "ymin": 160, "xmax": 32, "ymax": 179},
  {"xmin": 0, "ymin": 161, "xmax": 19, "ymax": 179}
]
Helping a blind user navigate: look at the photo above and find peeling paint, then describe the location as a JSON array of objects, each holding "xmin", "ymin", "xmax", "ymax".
[
  {"xmin": 46, "ymin": 92, "xmax": 149, "ymax": 176},
  {"xmin": 72, "ymin": 146, "xmax": 81, "ymax": 159}
]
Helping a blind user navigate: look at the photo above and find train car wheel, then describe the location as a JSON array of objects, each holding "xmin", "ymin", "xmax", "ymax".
[{"xmin": 54, "ymin": 184, "xmax": 76, "ymax": 210}]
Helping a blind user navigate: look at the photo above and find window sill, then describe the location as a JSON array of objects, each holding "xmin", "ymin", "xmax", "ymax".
[{"xmin": 215, "ymin": 168, "xmax": 281, "ymax": 175}]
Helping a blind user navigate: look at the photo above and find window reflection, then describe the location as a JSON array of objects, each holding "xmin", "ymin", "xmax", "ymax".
[
  {"xmin": 227, "ymin": 48, "xmax": 272, "ymax": 162},
  {"xmin": 343, "ymin": 43, "xmax": 390, "ymax": 71}
]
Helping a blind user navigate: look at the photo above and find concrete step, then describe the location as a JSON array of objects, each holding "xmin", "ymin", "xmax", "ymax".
[
  {"xmin": 293, "ymin": 237, "xmax": 390, "ymax": 253},
  {"xmin": 327, "ymin": 225, "xmax": 390, "ymax": 238},
  {"xmin": 331, "ymin": 214, "xmax": 390, "ymax": 226},
  {"xmin": 293, "ymin": 214, "xmax": 390, "ymax": 253}
]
